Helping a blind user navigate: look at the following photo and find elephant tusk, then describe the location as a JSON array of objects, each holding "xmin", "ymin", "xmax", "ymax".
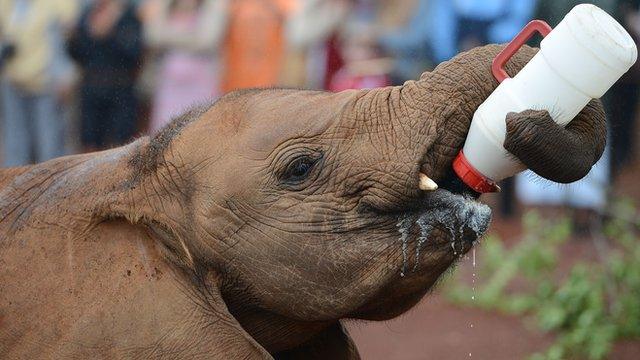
[{"xmin": 419, "ymin": 173, "xmax": 438, "ymax": 191}]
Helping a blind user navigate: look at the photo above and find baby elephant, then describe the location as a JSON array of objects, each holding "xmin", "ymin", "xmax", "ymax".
[{"xmin": 0, "ymin": 45, "xmax": 604, "ymax": 359}]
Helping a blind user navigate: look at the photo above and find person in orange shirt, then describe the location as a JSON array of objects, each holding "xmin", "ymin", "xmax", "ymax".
[{"xmin": 221, "ymin": 0, "xmax": 298, "ymax": 93}]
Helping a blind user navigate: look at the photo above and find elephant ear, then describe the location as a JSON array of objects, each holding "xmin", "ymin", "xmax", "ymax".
[
  {"xmin": 504, "ymin": 99, "xmax": 606, "ymax": 183},
  {"xmin": 92, "ymin": 131, "xmax": 204, "ymax": 273}
]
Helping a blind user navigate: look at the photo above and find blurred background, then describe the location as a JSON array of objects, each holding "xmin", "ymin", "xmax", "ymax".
[{"xmin": 1, "ymin": 0, "xmax": 640, "ymax": 358}]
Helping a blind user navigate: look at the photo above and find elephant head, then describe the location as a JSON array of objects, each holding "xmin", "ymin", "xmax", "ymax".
[
  {"xmin": 0, "ymin": 44, "xmax": 605, "ymax": 359},
  {"xmin": 107, "ymin": 44, "xmax": 604, "ymax": 356}
]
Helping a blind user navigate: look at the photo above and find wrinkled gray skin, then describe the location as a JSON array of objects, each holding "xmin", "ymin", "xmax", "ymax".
[{"xmin": 0, "ymin": 45, "xmax": 604, "ymax": 359}]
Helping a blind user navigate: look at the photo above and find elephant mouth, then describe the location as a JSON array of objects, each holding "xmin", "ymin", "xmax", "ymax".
[
  {"xmin": 351, "ymin": 188, "xmax": 491, "ymax": 320},
  {"xmin": 395, "ymin": 188, "xmax": 491, "ymax": 275}
]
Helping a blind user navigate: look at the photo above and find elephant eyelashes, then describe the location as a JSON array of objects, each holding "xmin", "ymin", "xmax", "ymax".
[{"xmin": 279, "ymin": 154, "xmax": 323, "ymax": 188}]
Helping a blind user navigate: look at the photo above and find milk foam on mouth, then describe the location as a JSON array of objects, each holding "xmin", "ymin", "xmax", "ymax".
[{"xmin": 396, "ymin": 190, "xmax": 491, "ymax": 276}]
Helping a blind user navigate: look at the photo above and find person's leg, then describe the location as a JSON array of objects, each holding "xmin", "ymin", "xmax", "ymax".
[
  {"xmin": 80, "ymin": 87, "xmax": 106, "ymax": 152},
  {"xmin": 33, "ymin": 93, "xmax": 65, "ymax": 162},
  {"xmin": 605, "ymin": 82, "xmax": 640, "ymax": 175},
  {"xmin": 110, "ymin": 87, "xmax": 138, "ymax": 145},
  {"xmin": 567, "ymin": 146, "xmax": 611, "ymax": 237},
  {"xmin": 456, "ymin": 17, "xmax": 493, "ymax": 51},
  {"xmin": 499, "ymin": 177, "xmax": 516, "ymax": 218},
  {"xmin": 1, "ymin": 82, "xmax": 32, "ymax": 166},
  {"xmin": 617, "ymin": 84, "xmax": 639, "ymax": 165}
]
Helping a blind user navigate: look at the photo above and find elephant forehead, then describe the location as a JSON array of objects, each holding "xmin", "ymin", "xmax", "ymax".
[{"xmin": 240, "ymin": 89, "xmax": 356, "ymax": 152}]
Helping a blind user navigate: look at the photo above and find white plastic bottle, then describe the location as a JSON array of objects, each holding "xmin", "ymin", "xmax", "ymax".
[{"xmin": 453, "ymin": 4, "xmax": 638, "ymax": 193}]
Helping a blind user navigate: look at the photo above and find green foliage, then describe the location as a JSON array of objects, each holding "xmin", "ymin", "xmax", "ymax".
[{"xmin": 446, "ymin": 204, "xmax": 640, "ymax": 360}]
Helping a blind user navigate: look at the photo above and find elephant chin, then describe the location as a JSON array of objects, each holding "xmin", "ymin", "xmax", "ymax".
[
  {"xmin": 352, "ymin": 188, "xmax": 491, "ymax": 321},
  {"xmin": 392, "ymin": 187, "xmax": 492, "ymax": 276}
]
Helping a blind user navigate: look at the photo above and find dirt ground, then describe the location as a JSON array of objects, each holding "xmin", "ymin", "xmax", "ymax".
[
  {"xmin": 348, "ymin": 291, "xmax": 640, "ymax": 359},
  {"xmin": 347, "ymin": 161, "xmax": 640, "ymax": 359},
  {"xmin": 347, "ymin": 294, "xmax": 552, "ymax": 360}
]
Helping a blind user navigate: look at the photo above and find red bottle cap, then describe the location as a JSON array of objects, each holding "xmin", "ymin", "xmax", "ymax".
[{"xmin": 453, "ymin": 151, "xmax": 500, "ymax": 193}]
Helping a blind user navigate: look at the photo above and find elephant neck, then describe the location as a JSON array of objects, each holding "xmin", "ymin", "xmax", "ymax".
[
  {"xmin": 0, "ymin": 137, "xmax": 196, "ymax": 257},
  {"xmin": 224, "ymin": 296, "xmax": 334, "ymax": 354},
  {"xmin": 0, "ymin": 166, "xmax": 30, "ymax": 189}
]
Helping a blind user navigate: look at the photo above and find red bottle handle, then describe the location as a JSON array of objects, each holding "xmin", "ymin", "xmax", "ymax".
[
  {"xmin": 453, "ymin": 20, "xmax": 553, "ymax": 194},
  {"xmin": 491, "ymin": 20, "xmax": 553, "ymax": 83}
]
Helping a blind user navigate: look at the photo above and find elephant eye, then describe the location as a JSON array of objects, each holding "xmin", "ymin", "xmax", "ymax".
[{"xmin": 280, "ymin": 154, "xmax": 322, "ymax": 186}]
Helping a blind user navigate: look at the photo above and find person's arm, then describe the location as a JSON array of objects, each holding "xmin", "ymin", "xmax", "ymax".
[
  {"xmin": 0, "ymin": 0, "xmax": 8, "ymax": 41},
  {"xmin": 532, "ymin": 0, "xmax": 550, "ymax": 25},
  {"xmin": 619, "ymin": 0, "xmax": 640, "ymax": 27},
  {"xmin": 145, "ymin": 0, "xmax": 229, "ymax": 53},
  {"xmin": 67, "ymin": 12, "xmax": 90, "ymax": 65},
  {"xmin": 488, "ymin": 0, "xmax": 537, "ymax": 44},
  {"xmin": 108, "ymin": 7, "xmax": 143, "ymax": 65},
  {"xmin": 429, "ymin": 0, "xmax": 458, "ymax": 63},
  {"xmin": 143, "ymin": 0, "xmax": 171, "ymax": 48},
  {"xmin": 55, "ymin": 0, "xmax": 80, "ymax": 30},
  {"xmin": 50, "ymin": 2, "xmax": 79, "ymax": 100},
  {"xmin": 285, "ymin": 0, "xmax": 350, "ymax": 50},
  {"xmin": 377, "ymin": 0, "xmax": 432, "ymax": 55},
  {"xmin": 619, "ymin": 0, "xmax": 640, "ymax": 12},
  {"xmin": 0, "ymin": 4, "xmax": 5, "ymax": 42}
]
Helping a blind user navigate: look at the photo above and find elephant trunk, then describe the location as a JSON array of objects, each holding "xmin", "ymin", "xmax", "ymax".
[
  {"xmin": 342, "ymin": 45, "xmax": 539, "ymax": 211},
  {"xmin": 387, "ymin": 44, "xmax": 538, "ymax": 181}
]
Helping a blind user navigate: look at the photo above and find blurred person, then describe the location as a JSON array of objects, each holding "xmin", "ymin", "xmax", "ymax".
[
  {"xmin": 516, "ymin": 0, "xmax": 630, "ymax": 233},
  {"xmin": 143, "ymin": 0, "xmax": 228, "ymax": 133},
  {"xmin": 607, "ymin": 0, "xmax": 640, "ymax": 176},
  {"xmin": 0, "ymin": 0, "xmax": 79, "ymax": 167},
  {"xmin": 534, "ymin": 0, "xmax": 616, "ymax": 27},
  {"xmin": 328, "ymin": 3, "xmax": 392, "ymax": 91},
  {"xmin": 282, "ymin": 0, "xmax": 351, "ymax": 88},
  {"xmin": 322, "ymin": 35, "xmax": 346, "ymax": 90},
  {"xmin": 220, "ymin": 0, "xmax": 299, "ymax": 93},
  {"xmin": 376, "ymin": 0, "xmax": 436, "ymax": 84},
  {"xmin": 68, "ymin": 0, "xmax": 143, "ymax": 151},
  {"xmin": 328, "ymin": 28, "xmax": 391, "ymax": 91},
  {"xmin": 376, "ymin": 0, "xmax": 537, "ymax": 84},
  {"xmin": 425, "ymin": 0, "xmax": 537, "ymax": 64}
]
